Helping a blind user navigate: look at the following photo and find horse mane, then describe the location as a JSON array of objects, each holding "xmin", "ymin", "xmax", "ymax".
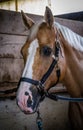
[{"xmin": 55, "ymin": 22, "xmax": 83, "ymax": 52}]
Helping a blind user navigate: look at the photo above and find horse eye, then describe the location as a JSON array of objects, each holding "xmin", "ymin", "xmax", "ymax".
[{"xmin": 41, "ymin": 46, "xmax": 52, "ymax": 56}]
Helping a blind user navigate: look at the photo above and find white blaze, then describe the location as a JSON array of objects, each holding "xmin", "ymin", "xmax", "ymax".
[
  {"xmin": 17, "ymin": 39, "xmax": 39, "ymax": 111},
  {"xmin": 22, "ymin": 39, "xmax": 39, "ymax": 78},
  {"xmin": 17, "ymin": 39, "xmax": 39, "ymax": 101}
]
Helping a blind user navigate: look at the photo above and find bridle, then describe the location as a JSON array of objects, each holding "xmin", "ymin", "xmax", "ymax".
[{"xmin": 18, "ymin": 36, "xmax": 61, "ymax": 99}]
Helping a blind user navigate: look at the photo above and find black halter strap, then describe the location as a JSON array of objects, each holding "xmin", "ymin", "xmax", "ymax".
[{"xmin": 19, "ymin": 40, "xmax": 60, "ymax": 96}]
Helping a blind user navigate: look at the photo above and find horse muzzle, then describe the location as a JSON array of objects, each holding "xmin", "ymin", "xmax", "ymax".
[{"xmin": 16, "ymin": 84, "xmax": 45, "ymax": 114}]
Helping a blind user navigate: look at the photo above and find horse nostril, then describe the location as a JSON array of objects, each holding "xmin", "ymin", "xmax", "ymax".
[
  {"xmin": 27, "ymin": 96, "xmax": 33, "ymax": 107},
  {"xmin": 24, "ymin": 91, "xmax": 33, "ymax": 107},
  {"xmin": 25, "ymin": 91, "xmax": 29, "ymax": 96}
]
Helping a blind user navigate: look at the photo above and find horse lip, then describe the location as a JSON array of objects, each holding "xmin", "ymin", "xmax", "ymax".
[
  {"xmin": 23, "ymin": 110, "xmax": 35, "ymax": 115},
  {"xmin": 23, "ymin": 101, "xmax": 40, "ymax": 115}
]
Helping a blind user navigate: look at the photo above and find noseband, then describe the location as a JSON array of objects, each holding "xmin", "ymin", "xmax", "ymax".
[{"xmin": 18, "ymin": 38, "xmax": 61, "ymax": 98}]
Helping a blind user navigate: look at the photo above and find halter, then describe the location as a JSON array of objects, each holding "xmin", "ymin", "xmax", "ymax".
[
  {"xmin": 19, "ymin": 39, "xmax": 61, "ymax": 98},
  {"xmin": 18, "ymin": 27, "xmax": 83, "ymax": 103}
]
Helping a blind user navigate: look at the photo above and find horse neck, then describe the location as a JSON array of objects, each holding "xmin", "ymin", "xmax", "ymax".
[{"xmin": 61, "ymin": 36, "xmax": 83, "ymax": 97}]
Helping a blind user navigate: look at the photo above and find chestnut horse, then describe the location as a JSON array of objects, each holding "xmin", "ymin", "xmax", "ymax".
[{"xmin": 16, "ymin": 7, "xmax": 83, "ymax": 130}]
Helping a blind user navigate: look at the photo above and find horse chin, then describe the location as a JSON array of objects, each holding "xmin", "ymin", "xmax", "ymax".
[
  {"xmin": 19, "ymin": 101, "xmax": 40, "ymax": 115},
  {"xmin": 23, "ymin": 110, "xmax": 36, "ymax": 115}
]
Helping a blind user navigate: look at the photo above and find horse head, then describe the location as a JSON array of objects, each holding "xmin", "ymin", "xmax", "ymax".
[{"xmin": 16, "ymin": 7, "xmax": 66, "ymax": 114}]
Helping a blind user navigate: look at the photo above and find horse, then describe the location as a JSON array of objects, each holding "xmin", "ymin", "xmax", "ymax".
[{"xmin": 16, "ymin": 7, "xmax": 83, "ymax": 130}]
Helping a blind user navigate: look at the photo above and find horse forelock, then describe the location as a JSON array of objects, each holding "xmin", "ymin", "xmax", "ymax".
[
  {"xmin": 29, "ymin": 21, "xmax": 55, "ymax": 45},
  {"xmin": 29, "ymin": 21, "xmax": 43, "ymax": 41}
]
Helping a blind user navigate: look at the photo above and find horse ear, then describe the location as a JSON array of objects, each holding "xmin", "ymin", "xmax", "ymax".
[
  {"xmin": 21, "ymin": 10, "xmax": 35, "ymax": 29},
  {"xmin": 44, "ymin": 6, "xmax": 54, "ymax": 27}
]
